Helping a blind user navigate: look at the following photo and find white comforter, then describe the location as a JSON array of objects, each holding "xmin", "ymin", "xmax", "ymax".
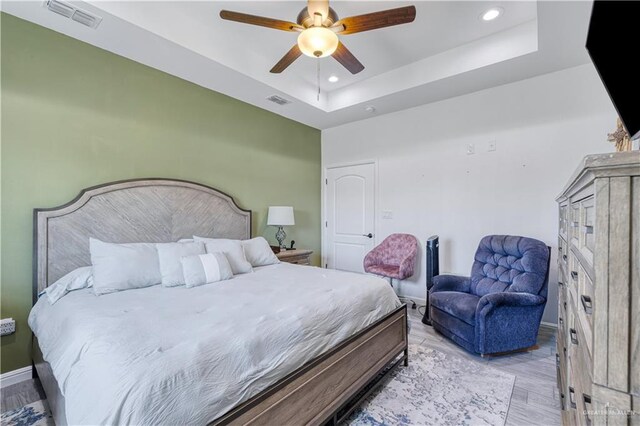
[{"xmin": 29, "ymin": 263, "xmax": 400, "ymax": 425}]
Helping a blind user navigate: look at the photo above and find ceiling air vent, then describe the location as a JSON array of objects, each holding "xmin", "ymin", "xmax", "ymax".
[
  {"xmin": 45, "ymin": 0, "xmax": 102, "ymax": 29},
  {"xmin": 266, "ymin": 95, "xmax": 292, "ymax": 106}
]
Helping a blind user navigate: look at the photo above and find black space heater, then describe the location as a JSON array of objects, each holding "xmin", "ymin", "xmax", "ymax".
[{"xmin": 421, "ymin": 235, "xmax": 439, "ymax": 325}]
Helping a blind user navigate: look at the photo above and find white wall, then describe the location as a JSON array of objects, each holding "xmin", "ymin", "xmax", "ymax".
[{"xmin": 322, "ymin": 64, "xmax": 616, "ymax": 324}]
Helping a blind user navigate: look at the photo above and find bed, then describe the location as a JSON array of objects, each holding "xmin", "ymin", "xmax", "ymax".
[{"xmin": 32, "ymin": 179, "xmax": 408, "ymax": 425}]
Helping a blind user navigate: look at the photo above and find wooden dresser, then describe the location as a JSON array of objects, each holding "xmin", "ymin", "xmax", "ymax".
[{"xmin": 556, "ymin": 152, "xmax": 639, "ymax": 425}]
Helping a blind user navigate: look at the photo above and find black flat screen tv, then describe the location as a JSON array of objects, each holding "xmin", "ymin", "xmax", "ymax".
[{"xmin": 586, "ymin": 1, "xmax": 639, "ymax": 140}]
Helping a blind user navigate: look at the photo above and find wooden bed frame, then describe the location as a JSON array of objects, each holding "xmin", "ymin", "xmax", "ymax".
[{"xmin": 33, "ymin": 178, "xmax": 408, "ymax": 425}]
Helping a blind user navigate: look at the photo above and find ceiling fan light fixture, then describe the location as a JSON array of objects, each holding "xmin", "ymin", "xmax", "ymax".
[{"xmin": 297, "ymin": 27, "xmax": 339, "ymax": 58}]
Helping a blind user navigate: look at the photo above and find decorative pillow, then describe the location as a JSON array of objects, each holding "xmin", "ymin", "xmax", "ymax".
[
  {"xmin": 193, "ymin": 237, "xmax": 253, "ymax": 274},
  {"xmin": 156, "ymin": 242, "xmax": 206, "ymax": 287},
  {"xmin": 90, "ymin": 238, "xmax": 162, "ymax": 295},
  {"xmin": 42, "ymin": 266, "xmax": 93, "ymax": 304},
  {"xmin": 242, "ymin": 237, "xmax": 279, "ymax": 267},
  {"xmin": 181, "ymin": 253, "xmax": 233, "ymax": 288}
]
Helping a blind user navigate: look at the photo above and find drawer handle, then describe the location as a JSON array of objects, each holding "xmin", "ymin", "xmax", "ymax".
[
  {"xmin": 555, "ymin": 353, "xmax": 560, "ymax": 367},
  {"xmin": 562, "ymin": 254, "xmax": 568, "ymax": 261},
  {"xmin": 583, "ymin": 225, "xmax": 594, "ymax": 235},
  {"xmin": 570, "ymin": 328, "xmax": 578, "ymax": 345},
  {"xmin": 559, "ymin": 317, "xmax": 564, "ymax": 325},
  {"xmin": 560, "ymin": 393, "xmax": 566, "ymax": 410},
  {"xmin": 583, "ymin": 394, "xmax": 592, "ymax": 425},
  {"xmin": 569, "ymin": 387, "xmax": 577, "ymax": 408},
  {"xmin": 558, "ymin": 281, "xmax": 564, "ymax": 287},
  {"xmin": 564, "ymin": 301, "xmax": 567, "ymax": 311},
  {"xmin": 581, "ymin": 295, "xmax": 593, "ymax": 315},
  {"xmin": 571, "ymin": 271, "xmax": 578, "ymax": 280},
  {"xmin": 558, "ymin": 246, "xmax": 562, "ymax": 251}
]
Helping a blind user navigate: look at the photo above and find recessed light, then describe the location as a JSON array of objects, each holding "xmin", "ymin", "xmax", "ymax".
[
  {"xmin": 328, "ymin": 75, "xmax": 339, "ymax": 83},
  {"xmin": 365, "ymin": 105, "xmax": 376, "ymax": 113},
  {"xmin": 481, "ymin": 7, "xmax": 502, "ymax": 21}
]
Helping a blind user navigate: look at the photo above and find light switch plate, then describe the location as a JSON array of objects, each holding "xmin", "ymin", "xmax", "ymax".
[
  {"xmin": 488, "ymin": 141, "xmax": 497, "ymax": 152},
  {"xmin": 382, "ymin": 210, "xmax": 393, "ymax": 219}
]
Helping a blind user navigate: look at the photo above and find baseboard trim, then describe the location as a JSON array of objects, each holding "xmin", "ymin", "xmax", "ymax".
[{"xmin": 0, "ymin": 366, "xmax": 32, "ymax": 388}]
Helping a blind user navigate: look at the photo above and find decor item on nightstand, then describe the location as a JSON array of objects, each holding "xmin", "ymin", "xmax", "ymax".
[
  {"xmin": 267, "ymin": 206, "xmax": 294, "ymax": 250},
  {"xmin": 429, "ymin": 235, "xmax": 550, "ymax": 356}
]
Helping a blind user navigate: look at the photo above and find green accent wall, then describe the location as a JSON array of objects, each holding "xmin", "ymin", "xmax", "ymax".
[{"xmin": 0, "ymin": 13, "xmax": 321, "ymax": 374}]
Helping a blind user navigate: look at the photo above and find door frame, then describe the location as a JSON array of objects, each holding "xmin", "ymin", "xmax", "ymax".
[{"xmin": 322, "ymin": 159, "xmax": 378, "ymax": 270}]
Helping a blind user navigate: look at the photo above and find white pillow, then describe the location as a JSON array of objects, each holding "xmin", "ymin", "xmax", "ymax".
[
  {"xmin": 181, "ymin": 253, "xmax": 233, "ymax": 288},
  {"xmin": 193, "ymin": 237, "xmax": 253, "ymax": 274},
  {"xmin": 42, "ymin": 266, "xmax": 93, "ymax": 304},
  {"xmin": 242, "ymin": 237, "xmax": 279, "ymax": 267},
  {"xmin": 156, "ymin": 242, "xmax": 206, "ymax": 287},
  {"xmin": 90, "ymin": 238, "xmax": 162, "ymax": 295}
]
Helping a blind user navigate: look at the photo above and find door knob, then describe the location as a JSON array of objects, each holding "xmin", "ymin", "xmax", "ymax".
[{"xmin": 363, "ymin": 233, "xmax": 373, "ymax": 238}]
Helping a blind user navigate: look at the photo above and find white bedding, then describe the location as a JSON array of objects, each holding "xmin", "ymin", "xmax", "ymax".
[{"xmin": 29, "ymin": 263, "xmax": 400, "ymax": 425}]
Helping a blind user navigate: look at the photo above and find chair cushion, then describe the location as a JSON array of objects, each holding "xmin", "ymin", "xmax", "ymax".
[
  {"xmin": 470, "ymin": 235, "xmax": 549, "ymax": 297},
  {"xmin": 365, "ymin": 264, "xmax": 403, "ymax": 279},
  {"xmin": 430, "ymin": 291, "xmax": 480, "ymax": 326}
]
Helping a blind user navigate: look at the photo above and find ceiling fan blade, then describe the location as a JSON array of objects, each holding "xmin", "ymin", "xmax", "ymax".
[
  {"xmin": 307, "ymin": 0, "xmax": 330, "ymax": 21},
  {"xmin": 270, "ymin": 45, "xmax": 303, "ymax": 73},
  {"xmin": 332, "ymin": 41, "xmax": 364, "ymax": 74},
  {"xmin": 220, "ymin": 10, "xmax": 303, "ymax": 32},
  {"xmin": 333, "ymin": 5, "xmax": 416, "ymax": 35}
]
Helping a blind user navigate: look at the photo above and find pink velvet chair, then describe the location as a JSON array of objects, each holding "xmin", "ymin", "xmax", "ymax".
[{"xmin": 363, "ymin": 234, "xmax": 419, "ymax": 284}]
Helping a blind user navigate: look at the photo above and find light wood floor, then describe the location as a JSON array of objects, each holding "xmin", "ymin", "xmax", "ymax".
[{"xmin": 1, "ymin": 308, "xmax": 560, "ymax": 425}]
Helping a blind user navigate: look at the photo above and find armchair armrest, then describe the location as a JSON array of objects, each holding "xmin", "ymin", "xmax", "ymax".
[
  {"xmin": 475, "ymin": 291, "xmax": 547, "ymax": 355},
  {"xmin": 477, "ymin": 292, "xmax": 546, "ymax": 314},
  {"xmin": 363, "ymin": 248, "xmax": 382, "ymax": 268},
  {"xmin": 430, "ymin": 275, "xmax": 471, "ymax": 293}
]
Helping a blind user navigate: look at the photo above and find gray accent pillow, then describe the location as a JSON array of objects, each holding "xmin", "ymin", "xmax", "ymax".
[
  {"xmin": 193, "ymin": 237, "xmax": 253, "ymax": 274},
  {"xmin": 242, "ymin": 237, "xmax": 280, "ymax": 267},
  {"xmin": 181, "ymin": 253, "xmax": 233, "ymax": 288},
  {"xmin": 90, "ymin": 238, "xmax": 162, "ymax": 295},
  {"xmin": 156, "ymin": 242, "xmax": 206, "ymax": 287}
]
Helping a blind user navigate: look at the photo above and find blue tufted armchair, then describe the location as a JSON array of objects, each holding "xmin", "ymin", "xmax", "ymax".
[{"xmin": 429, "ymin": 235, "xmax": 550, "ymax": 355}]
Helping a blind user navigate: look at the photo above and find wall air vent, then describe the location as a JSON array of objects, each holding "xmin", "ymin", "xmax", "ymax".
[
  {"xmin": 266, "ymin": 95, "xmax": 292, "ymax": 106},
  {"xmin": 44, "ymin": 0, "xmax": 102, "ymax": 29}
]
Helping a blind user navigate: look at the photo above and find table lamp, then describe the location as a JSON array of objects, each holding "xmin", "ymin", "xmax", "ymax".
[{"xmin": 267, "ymin": 206, "xmax": 295, "ymax": 250}]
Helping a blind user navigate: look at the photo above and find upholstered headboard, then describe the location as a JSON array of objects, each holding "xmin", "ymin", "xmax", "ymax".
[{"xmin": 34, "ymin": 179, "xmax": 251, "ymax": 300}]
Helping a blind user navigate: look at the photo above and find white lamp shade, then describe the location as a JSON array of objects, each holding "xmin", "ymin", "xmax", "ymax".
[{"xmin": 267, "ymin": 206, "xmax": 295, "ymax": 226}]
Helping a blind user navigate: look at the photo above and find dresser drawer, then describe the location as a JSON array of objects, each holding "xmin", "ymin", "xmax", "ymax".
[
  {"xmin": 559, "ymin": 203, "xmax": 569, "ymax": 241},
  {"xmin": 579, "ymin": 195, "xmax": 595, "ymax": 267},
  {"xmin": 569, "ymin": 202, "xmax": 581, "ymax": 248},
  {"xmin": 558, "ymin": 236, "xmax": 569, "ymax": 270},
  {"xmin": 568, "ymin": 352, "xmax": 594, "ymax": 426},
  {"xmin": 576, "ymin": 263, "xmax": 594, "ymax": 344}
]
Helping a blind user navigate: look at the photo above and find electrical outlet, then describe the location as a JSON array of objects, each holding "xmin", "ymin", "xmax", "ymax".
[
  {"xmin": 1, "ymin": 318, "xmax": 16, "ymax": 336},
  {"xmin": 488, "ymin": 141, "xmax": 497, "ymax": 152},
  {"xmin": 382, "ymin": 210, "xmax": 393, "ymax": 219},
  {"xmin": 466, "ymin": 143, "xmax": 475, "ymax": 155}
]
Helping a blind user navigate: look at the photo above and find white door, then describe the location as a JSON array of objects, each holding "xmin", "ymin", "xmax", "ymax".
[{"xmin": 325, "ymin": 163, "xmax": 375, "ymax": 272}]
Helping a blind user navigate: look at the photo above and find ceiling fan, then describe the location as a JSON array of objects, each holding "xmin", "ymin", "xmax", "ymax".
[{"xmin": 220, "ymin": 1, "xmax": 416, "ymax": 75}]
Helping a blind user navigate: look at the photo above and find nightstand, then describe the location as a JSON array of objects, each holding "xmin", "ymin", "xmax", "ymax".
[{"xmin": 276, "ymin": 249, "xmax": 313, "ymax": 265}]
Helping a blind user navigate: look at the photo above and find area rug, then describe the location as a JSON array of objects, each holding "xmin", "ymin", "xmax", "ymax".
[
  {"xmin": 1, "ymin": 345, "xmax": 514, "ymax": 426},
  {"xmin": 1, "ymin": 400, "xmax": 53, "ymax": 426},
  {"xmin": 345, "ymin": 345, "xmax": 515, "ymax": 425}
]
